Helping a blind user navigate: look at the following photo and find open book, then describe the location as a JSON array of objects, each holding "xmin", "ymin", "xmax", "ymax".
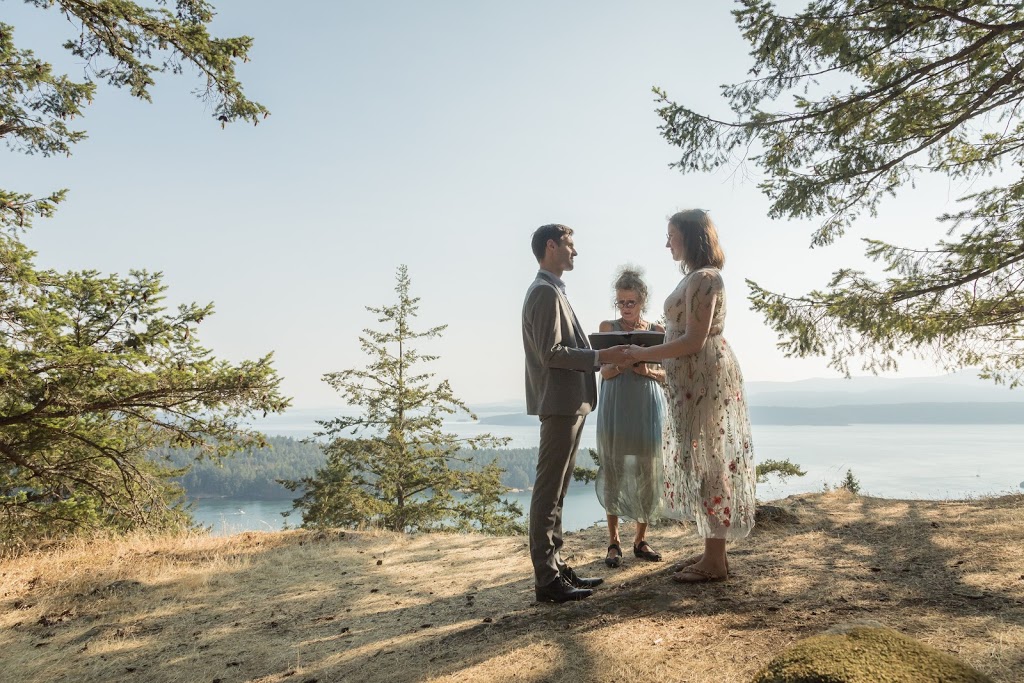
[{"xmin": 587, "ymin": 330, "xmax": 664, "ymax": 349}]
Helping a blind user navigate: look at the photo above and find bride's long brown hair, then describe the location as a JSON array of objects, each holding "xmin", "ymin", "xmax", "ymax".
[{"xmin": 668, "ymin": 209, "xmax": 725, "ymax": 272}]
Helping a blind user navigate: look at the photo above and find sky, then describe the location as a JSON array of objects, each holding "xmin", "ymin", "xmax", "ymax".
[{"xmin": 6, "ymin": 1, "xmax": 980, "ymax": 408}]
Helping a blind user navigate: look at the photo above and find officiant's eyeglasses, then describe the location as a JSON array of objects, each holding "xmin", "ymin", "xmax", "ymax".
[{"xmin": 616, "ymin": 299, "xmax": 638, "ymax": 309}]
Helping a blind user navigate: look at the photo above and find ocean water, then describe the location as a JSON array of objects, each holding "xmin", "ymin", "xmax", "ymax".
[{"xmin": 190, "ymin": 422, "xmax": 1024, "ymax": 536}]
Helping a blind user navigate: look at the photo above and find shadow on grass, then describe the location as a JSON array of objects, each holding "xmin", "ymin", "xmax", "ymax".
[{"xmin": 5, "ymin": 493, "xmax": 1023, "ymax": 682}]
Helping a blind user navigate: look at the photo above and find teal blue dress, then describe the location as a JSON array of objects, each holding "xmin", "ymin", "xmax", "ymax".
[{"xmin": 595, "ymin": 320, "xmax": 666, "ymax": 523}]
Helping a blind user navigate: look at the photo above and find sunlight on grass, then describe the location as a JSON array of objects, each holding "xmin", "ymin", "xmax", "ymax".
[{"xmin": 1, "ymin": 494, "xmax": 1021, "ymax": 682}]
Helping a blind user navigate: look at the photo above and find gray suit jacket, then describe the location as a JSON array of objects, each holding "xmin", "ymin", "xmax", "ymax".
[{"xmin": 522, "ymin": 271, "xmax": 598, "ymax": 416}]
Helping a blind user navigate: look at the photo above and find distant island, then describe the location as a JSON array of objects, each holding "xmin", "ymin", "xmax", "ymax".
[
  {"xmin": 253, "ymin": 372, "xmax": 1024, "ymax": 433},
  {"xmin": 749, "ymin": 402, "xmax": 1024, "ymax": 425},
  {"xmin": 479, "ymin": 402, "xmax": 1024, "ymax": 426},
  {"xmin": 466, "ymin": 372, "xmax": 1024, "ymax": 426}
]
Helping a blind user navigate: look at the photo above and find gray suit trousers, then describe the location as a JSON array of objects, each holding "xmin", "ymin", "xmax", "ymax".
[{"xmin": 529, "ymin": 414, "xmax": 587, "ymax": 586}]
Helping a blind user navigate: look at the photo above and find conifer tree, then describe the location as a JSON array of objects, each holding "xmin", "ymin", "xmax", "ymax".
[
  {"xmin": 2, "ymin": 0, "xmax": 268, "ymax": 233},
  {"xmin": 283, "ymin": 266, "xmax": 524, "ymax": 534},
  {"xmin": 1, "ymin": 2, "xmax": 285, "ymax": 546},
  {"xmin": 656, "ymin": 1, "xmax": 1024, "ymax": 386}
]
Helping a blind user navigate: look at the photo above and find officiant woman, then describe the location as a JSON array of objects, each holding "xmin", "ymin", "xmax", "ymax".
[{"xmin": 594, "ymin": 266, "xmax": 667, "ymax": 568}]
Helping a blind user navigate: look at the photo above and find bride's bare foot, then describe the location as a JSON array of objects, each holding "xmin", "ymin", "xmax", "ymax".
[
  {"xmin": 671, "ymin": 562, "xmax": 728, "ymax": 583},
  {"xmin": 671, "ymin": 554, "xmax": 730, "ymax": 575},
  {"xmin": 671, "ymin": 553, "xmax": 703, "ymax": 572},
  {"xmin": 672, "ymin": 556, "xmax": 728, "ymax": 580}
]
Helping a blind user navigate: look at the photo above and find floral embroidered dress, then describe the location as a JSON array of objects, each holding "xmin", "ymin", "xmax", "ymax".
[
  {"xmin": 594, "ymin": 319, "xmax": 666, "ymax": 523},
  {"xmin": 661, "ymin": 267, "xmax": 756, "ymax": 539}
]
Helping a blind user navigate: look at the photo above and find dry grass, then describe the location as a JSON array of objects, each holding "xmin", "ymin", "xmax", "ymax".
[{"xmin": 2, "ymin": 491, "xmax": 1023, "ymax": 683}]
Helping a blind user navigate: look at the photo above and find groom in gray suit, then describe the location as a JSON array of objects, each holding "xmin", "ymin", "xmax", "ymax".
[{"xmin": 522, "ymin": 224, "xmax": 630, "ymax": 603}]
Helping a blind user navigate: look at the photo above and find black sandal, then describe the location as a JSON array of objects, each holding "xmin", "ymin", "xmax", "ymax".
[
  {"xmin": 605, "ymin": 543, "xmax": 623, "ymax": 568},
  {"xmin": 633, "ymin": 540, "xmax": 662, "ymax": 562}
]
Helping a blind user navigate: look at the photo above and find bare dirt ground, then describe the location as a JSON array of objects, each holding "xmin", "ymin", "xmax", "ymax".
[{"xmin": 2, "ymin": 491, "xmax": 1022, "ymax": 683}]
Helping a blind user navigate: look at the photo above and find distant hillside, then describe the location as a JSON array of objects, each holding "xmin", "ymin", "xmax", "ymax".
[
  {"xmin": 748, "ymin": 402, "xmax": 1024, "ymax": 425},
  {"xmin": 480, "ymin": 402, "xmax": 1024, "ymax": 426},
  {"xmin": 253, "ymin": 372, "xmax": 1024, "ymax": 434},
  {"xmin": 745, "ymin": 373, "xmax": 1024, "ymax": 407},
  {"xmin": 478, "ymin": 413, "xmax": 539, "ymax": 426},
  {"xmin": 152, "ymin": 436, "xmax": 325, "ymax": 500},
  {"xmin": 153, "ymin": 439, "xmax": 544, "ymax": 496}
]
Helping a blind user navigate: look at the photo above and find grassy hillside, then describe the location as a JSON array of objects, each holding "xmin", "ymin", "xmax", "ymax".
[{"xmin": 2, "ymin": 492, "xmax": 1022, "ymax": 682}]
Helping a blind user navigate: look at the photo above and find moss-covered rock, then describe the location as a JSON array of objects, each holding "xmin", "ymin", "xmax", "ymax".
[{"xmin": 752, "ymin": 624, "xmax": 994, "ymax": 683}]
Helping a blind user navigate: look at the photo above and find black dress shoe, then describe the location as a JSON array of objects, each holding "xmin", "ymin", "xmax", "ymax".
[
  {"xmin": 560, "ymin": 564, "xmax": 604, "ymax": 589},
  {"xmin": 535, "ymin": 575, "xmax": 593, "ymax": 603}
]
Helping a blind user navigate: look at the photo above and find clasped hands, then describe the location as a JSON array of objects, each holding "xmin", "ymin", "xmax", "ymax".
[{"xmin": 601, "ymin": 344, "xmax": 648, "ymax": 367}]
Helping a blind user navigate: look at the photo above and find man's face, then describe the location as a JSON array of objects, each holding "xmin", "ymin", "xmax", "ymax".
[{"xmin": 549, "ymin": 234, "xmax": 577, "ymax": 272}]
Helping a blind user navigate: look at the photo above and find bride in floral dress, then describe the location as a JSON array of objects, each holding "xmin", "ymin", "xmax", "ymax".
[{"xmin": 625, "ymin": 209, "xmax": 756, "ymax": 583}]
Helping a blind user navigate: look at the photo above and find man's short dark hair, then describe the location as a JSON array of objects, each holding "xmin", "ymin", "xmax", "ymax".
[{"xmin": 531, "ymin": 224, "xmax": 573, "ymax": 262}]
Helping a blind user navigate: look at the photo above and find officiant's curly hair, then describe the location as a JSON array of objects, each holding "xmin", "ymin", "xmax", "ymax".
[
  {"xmin": 612, "ymin": 265, "xmax": 650, "ymax": 313},
  {"xmin": 668, "ymin": 209, "xmax": 725, "ymax": 272},
  {"xmin": 531, "ymin": 224, "xmax": 573, "ymax": 261}
]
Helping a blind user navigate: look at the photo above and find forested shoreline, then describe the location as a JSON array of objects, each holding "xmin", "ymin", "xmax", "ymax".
[
  {"xmin": 152, "ymin": 437, "xmax": 325, "ymax": 500},
  {"xmin": 151, "ymin": 437, "xmax": 544, "ymax": 500}
]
